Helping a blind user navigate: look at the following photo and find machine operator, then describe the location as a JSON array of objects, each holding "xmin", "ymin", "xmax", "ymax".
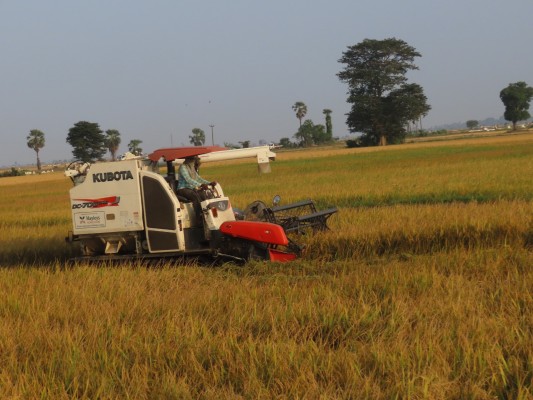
[{"xmin": 176, "ymin": 156, "xmax": 217, "ymax": 225}]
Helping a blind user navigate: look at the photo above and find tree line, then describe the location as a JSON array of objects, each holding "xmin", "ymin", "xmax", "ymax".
[
  {"xmin": 24, "ymin": 37, "xmax": 533, "ymax": 168},
  {"xmin": 336, "ymin": 37, "xmax": 532, "ymax": 146},
  {"xmin": 278, "ymin": 104, "xmax": 334, "ymax": 148},
  {"xmin": 277, "ymin": 38, "xmax": 532, "ymax": 149},
  {"xmin": 25, "ymin": 122, "xmax": 144, "ymax": 169},
  {"xmin": 65, "ymin": 122, "xmax": 144, "ymax": 163}
]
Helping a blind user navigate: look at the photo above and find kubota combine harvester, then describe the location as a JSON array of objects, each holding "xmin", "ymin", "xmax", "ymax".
[{"xmin": 65, "ymin": 146, "xmax": 336, "ymax": 263}]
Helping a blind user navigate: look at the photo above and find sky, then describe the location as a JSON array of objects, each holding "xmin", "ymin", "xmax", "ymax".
[{"xmin": 1, "ymin": 0, "xmax": 532, "ymax": 166}]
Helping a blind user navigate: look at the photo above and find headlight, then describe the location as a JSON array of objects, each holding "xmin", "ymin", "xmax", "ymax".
[{"xmin": 210, "ymin": 200, "xmax": 228, "ymax": 211}]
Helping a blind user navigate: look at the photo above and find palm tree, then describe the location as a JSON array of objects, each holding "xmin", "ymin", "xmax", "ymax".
[
  {"xmin": 323, "ymin": 109, "xmax": 333, "ymax": 137},
  {"xmin": 292, "ymin": 101, "xmax": 307, "ymax": 128},
  {"xmin": 105, "ymin": 129, "xmax": 121, "ymax": 161},
  {"xmin": 26, "ymin": 129, "xmax": 45, "ymax": 171}
]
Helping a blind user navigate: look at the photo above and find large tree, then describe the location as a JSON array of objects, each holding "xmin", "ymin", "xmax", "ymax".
[
  {"xmin": 337, "ymin": 38, "xmax": 430, "ymax": 146},
  {"xmin": 66, "ymin": 121, "xmax": 106, "ymax": 162},
  {"xmin": 26, "ymin": 129, "xmax": 45, "ymax": 171},
  {"xmin": 499, "ymin": 81, "xmax": 533, "ymax": 131},
  {"xmin": 292, "ymin": 101, "xmax": 307, "ymax": 128},
  {"xmin": 105, "ymin": 129, "xmax": 121, "ymax": 161},
  {"xmin": 189, "ymin": 128, "xmax": 205, "ymax": 146}
]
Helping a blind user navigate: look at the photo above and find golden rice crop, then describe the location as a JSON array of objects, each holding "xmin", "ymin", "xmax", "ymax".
[
  {"xmin": 0, "ymin": 248, "xmax": 531, "ymax": 398},
  {"xmin": 302, "ymin": 200, "xmax": 533, "ymax": 261},
  {"xmin": 0, "ymin": 134, "xmax": 531, "ymax": 398}
]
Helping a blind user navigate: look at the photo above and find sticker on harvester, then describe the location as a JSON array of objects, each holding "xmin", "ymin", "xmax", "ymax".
[
  {"xmin": 74, "ymin": 211, "xmax": 106, "ymax": 229},
  {"xmin": 72, "ymin": 196, "xmax": 120, "ymax": 209}
]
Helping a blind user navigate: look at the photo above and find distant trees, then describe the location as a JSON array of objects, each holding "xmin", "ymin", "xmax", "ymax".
[
  {"xmin": 0, "ymin": 167, "xmax": 24, "ymax": 178},
  {"xmin": 466, "ymin": 120, "xmax": 479, "ymax": 129},
  {"xmin": 292, "ymin": 102, "xmax": 307, "ymax": 128},
  {"xmin": 278, "ymin": 137, "xmax": 295, "ymax": 148},
  {"xmin": 293, "ymin": 120, "xmax": 314, "ymax": 147},
  {"xmin": 222, "ymin": 141, "xmax": 252, "ymax": 149},
  {"xmin": 223, "ymin": 142, "xmax": 240, "ymax": 149},
  {"xmin": 66, "ymin": 121, "xmax": 106, "ymax": 162},
  {"xmin": 65, "ymin": 121, "xmax": 145, "ymax": 162},
  {"xmin": 26, "ymin": 129, "xmax": 45, "ymax": 171},
  {"xmin": 293, "ymin": 120, "xmax": 331, "ymax": 147},
  {"xmin": 288, "ymin": 103, "xmax": 333, "ymax": 147},
  {"xmin": 127, "ymin": 139, "xmax": 143, "ymax": 155},
  {"xmin": 189, "ymin": 128, "xmax": 206, "ymax": 146},
  {"xmin": 105, "ymin": 129, "xmax": 121, "ymax": 161},
  {"xmin": 500, "ymin": 81, "xmax": 533, "ymax": 131},
  {"xmin": 337, "ymin": 37, "xmax": 430, "ymax": 146},
  {"xmin": 323, "ymin": 109, "xmax": 333, "ymax": 137}
]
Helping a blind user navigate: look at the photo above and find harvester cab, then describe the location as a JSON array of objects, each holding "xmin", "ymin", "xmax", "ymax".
[{"xmin": 65, "ymin": 147, "xmax": 299, "ymax": 263}]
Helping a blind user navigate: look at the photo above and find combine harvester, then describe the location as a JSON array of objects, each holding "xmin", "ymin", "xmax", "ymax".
[{"xmin": 65, "ymin": 145, "xmax": 336, "ymax": 263}]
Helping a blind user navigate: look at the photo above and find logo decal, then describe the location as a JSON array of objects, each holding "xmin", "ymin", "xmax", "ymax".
[
  {"xmin": 72, "ymin": 196, "xmax": 120, "ymax": 209},
  {"xmin": 74, "ymin": 211, "xmax": 105, "ymax": 229},
  {"xmin": 92, "ymin": 170, "xmax": 134, "ymax": 183}
]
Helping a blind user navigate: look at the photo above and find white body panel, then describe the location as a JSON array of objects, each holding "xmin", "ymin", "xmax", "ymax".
[
  {"xmin": 201, "ymin": 190, "xmax": 236, "ymax": 231},
  {"xmin": 67, "ymin": 156, "xmax": 242, "ymax": 256},
  {"xmin": 69, "ymin": 159, "xmax": 144, "ymax": 235}
]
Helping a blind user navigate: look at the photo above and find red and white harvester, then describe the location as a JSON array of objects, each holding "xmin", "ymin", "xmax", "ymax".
[{"xmin": 65, "ymin": 146, "xmax": 336, "ymax": 263}]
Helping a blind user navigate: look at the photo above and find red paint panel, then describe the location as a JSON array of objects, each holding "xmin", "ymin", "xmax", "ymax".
[
  {"xmin": 268, "ymin": 249, "xmax": 298, "ymax": 262},
  {"xmin": 219, "ymin": 221, "xmax": 289, "ymax": 246}
]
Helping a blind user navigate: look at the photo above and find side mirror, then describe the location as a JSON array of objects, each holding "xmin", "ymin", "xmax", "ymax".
[{"xmin": 273, "ymin": 195, "xmax": 281, "ymax": 206}]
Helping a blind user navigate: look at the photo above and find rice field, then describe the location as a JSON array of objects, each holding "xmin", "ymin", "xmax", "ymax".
[{"xmin": 0, "ymin": 133, "xmax": 532, "ymax": 399}]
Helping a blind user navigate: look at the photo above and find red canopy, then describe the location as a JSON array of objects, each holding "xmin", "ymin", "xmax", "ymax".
[{"xmin": 147, "ymin": 146, "xmax": 227, "ymax": 162}]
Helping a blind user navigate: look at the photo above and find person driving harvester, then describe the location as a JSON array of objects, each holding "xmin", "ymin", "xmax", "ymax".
[{"xmin": 176, "ymin": 156, "xmax": 217, "ymax": 225}]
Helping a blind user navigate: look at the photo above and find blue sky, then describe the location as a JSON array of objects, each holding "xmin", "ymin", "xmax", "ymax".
[{"xmin": 1, "ymin": 0, "xmax": 532, "ymax": 165}]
